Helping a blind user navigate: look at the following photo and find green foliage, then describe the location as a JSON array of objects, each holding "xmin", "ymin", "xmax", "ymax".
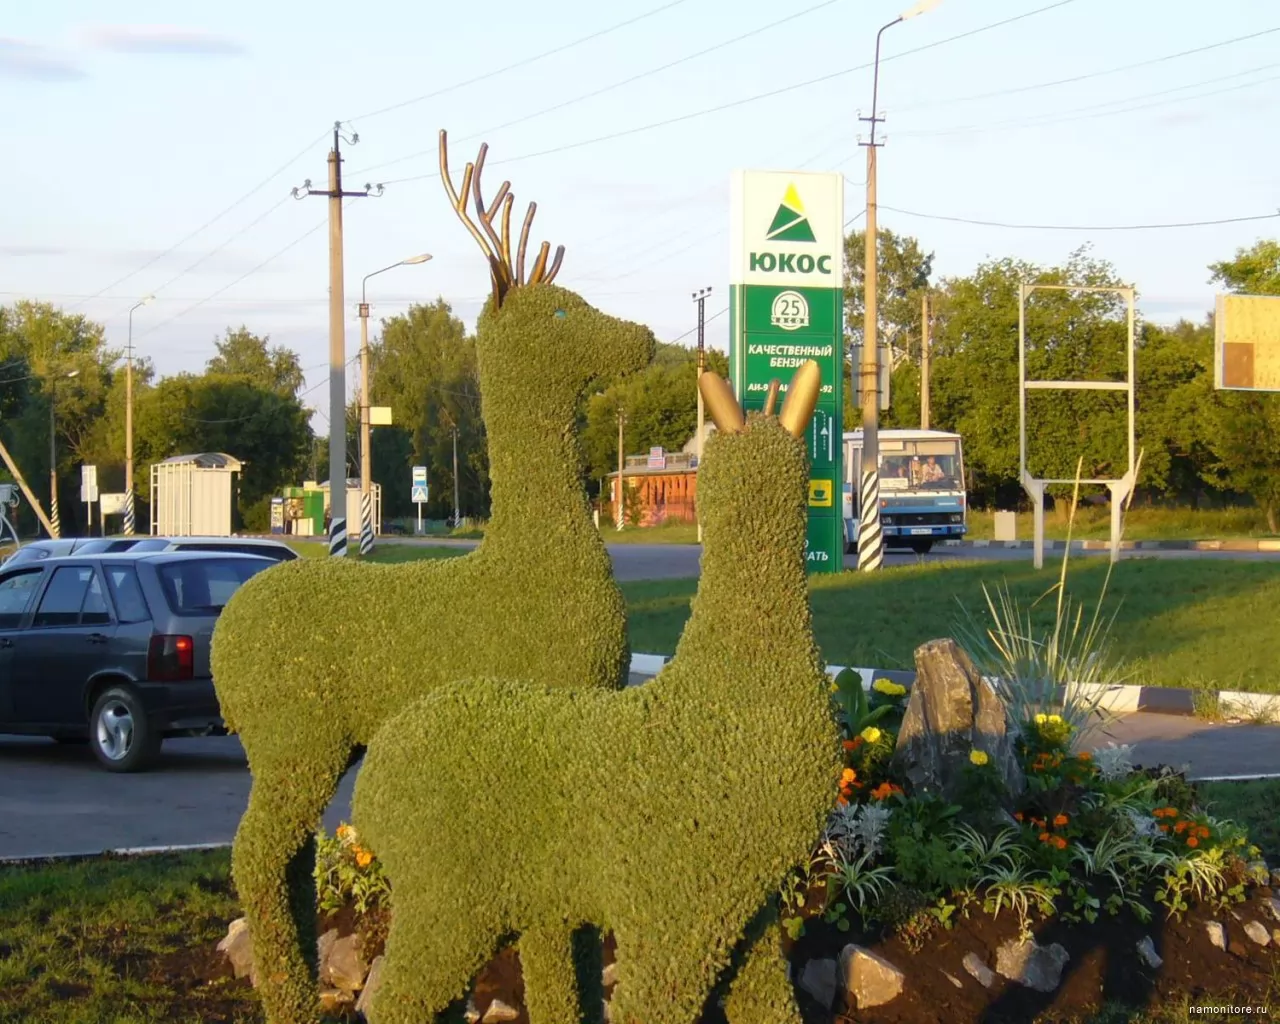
[
  {"xmin": 350, "ymin": 411, "xmax": 841, "ymax": 1024},
  {"xmin": 213, "ymin": 281, "xmax": 654, "ymax": 1024},
  {"xmin": 206, "ymin": 326, "xmax": 305, "ymax": 397},
  {"xmin": 314, "ymin": 823, "xmax": 391, "ymax": 916}
]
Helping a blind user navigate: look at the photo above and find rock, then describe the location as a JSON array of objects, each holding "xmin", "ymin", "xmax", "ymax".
[
  {"xmin": 355, "ymin": 955, "xmax": 384, "ymax": 1019},
  {"xmin": 1228, "ymin": 940, "xmax": 1250, "ymax": 959},
  {"xmin": 316, "ymin": 928, "xmax": 338, "ymax": 977},
  {"xmin": 1273, "ymin": 929, "xmax": 1280, "ymax": 945},
  {"xmin": 217, "ymin": 918, "xmax": 258, "ymax": 987},
  {"xmin": 482, "ymin": 999, "xmax": 521, "ymax": 1023},
  {"xmin": 1271, "ymin": 868, "xmax": 1280, "ymax": 889},
  {"xmin": 891, "ymin": 639, "xmax": 1024, "ymax": 800},
  {"xmin": 943, "ymin": 971, "xmax": 963, "ymax": 989},
  {"xmin": 962, "ymin": 952, "xmax": 995, "ymax": 988},
  {"xmin": 840, "ymin": 944, "xmax": 905, "ymax": 1009},
  {"xmin": 1243, "ymin": 921, "xmax": 1271, "ymax": 946},
  {"xmin": 464, "ymin": 998, "xmax": 482, "ymax": 1024},
  {"xmin": 1135, "ymin": 936, "xmax": 1163, "ymax": 969},
  {"xmin": 602, "ymin": 997, "xmax": 614, "ymax": 1022},
  {"xmin": 321, "ymin": 987, "xmax": 355, "ymax": 1012},
  {"xmin": 1205, "ymin": 921, "xmax": 1227, "ymax": 951},
  {"xmin": 995, "ymin": 937, "xmax": 1070, "ymax": 993},
  {"xmin": 1267, "ymin": 897, "xmax": 1280, "ymax": 923},
  {"xmin": 325, "ymin": 933, "xmax": 369, "ymax": 993},
  {"xmin": 798, "ymin": 958, "xmax": 839, "ymax": 1010},
  {"xmin": 602, "ymin": 960, "xmax": 618, "ymax": 988}
]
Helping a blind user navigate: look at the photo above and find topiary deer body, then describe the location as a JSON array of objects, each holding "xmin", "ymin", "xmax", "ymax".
[
  {"xmin": 351, "ymin": 364, "xmax": 842, "ymax": 1024},
  {"xmin": 210, "ymin": 131, "xmax": 654, "ymax": 1024}
]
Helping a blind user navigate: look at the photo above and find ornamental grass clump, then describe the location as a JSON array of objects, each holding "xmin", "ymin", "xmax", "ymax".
[
  {"xmin": 211, "ymin": 131, "xmax": 654, "ymax": 1024},
  {"xmin": 352, "ymin": 366, "xmax": 841, "ymax": 1024}
]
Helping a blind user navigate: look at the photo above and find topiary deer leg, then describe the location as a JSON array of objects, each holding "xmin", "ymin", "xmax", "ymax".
[
  {"xmin": 231, "ymin": 737, "xmax": 352, "ymax": 1024},
  {"xmin": 368, "ymin": 887, "xmax": 500, "ymax": 1024},
  {"xmin": 610, "ymin": 922, "xmax": 727, "ymax": 1024},
  {"xmin": 722, "ymin": 922, "xmax": 803, "ymax": 1024},
  {"xmin": 520, "ymin": 922, "xmax": 579, "ymax": 1024}
]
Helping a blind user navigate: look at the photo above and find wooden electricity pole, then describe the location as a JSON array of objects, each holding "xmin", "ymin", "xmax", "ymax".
[{"xmin": 921, "ymin": 291, "xmax": 931, "ymax": 431}]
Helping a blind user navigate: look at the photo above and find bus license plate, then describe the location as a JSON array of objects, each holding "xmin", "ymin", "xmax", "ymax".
[{"xmin": 910, "ymin": 528, "xmax": 932, "ymax": 535}]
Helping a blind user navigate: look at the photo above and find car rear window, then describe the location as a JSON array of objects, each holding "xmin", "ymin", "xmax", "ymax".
[
  {"xmin": 156, "ymin": 558, "xmax": 271, "ymax": 616},
  {"xmin": 173, "ymin": 542, "xmax": 296, "ymax": 562}
]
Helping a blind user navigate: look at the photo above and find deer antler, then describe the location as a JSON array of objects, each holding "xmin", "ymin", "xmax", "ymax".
[{"xmin": 439, "ymin": 129, "xmax": 565, "ymax": 306}]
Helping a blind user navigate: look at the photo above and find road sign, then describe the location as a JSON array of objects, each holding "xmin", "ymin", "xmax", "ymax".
[
  {"xmin": 99, "ymin": 492, "xmax": 126, "ymax": 515},
  {"xmin": 412, "ymin": 465, "xmax": 427, "ymax": 484},
  {"xmin": 1215, "ymin": 293, "xmax": 1280, "ymax": 391},
  {"xmin": 412, "ymin": 484, "xmax": 429, "ymax": 502},
  {"xmin": 729, "ymin": 170, "xmax": 844, "ymax": 573},
  {"xmin": 80, "ymin": 465, "xmax": 99, "ymax": 504}
]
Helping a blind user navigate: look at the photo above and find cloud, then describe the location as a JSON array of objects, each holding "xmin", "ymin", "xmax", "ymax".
[
  {"xmin": 82, "ymin": 25, "xmax": 246, "ymax": 56},
  {"xmin": 0, "ymin": 38, "xmax": 85, "ymax": 81}
]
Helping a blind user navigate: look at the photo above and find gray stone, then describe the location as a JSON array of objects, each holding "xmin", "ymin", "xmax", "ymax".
[
  {"xmin": 216, "ymin": 917, "xmax": 258, "ymax": 987},
  {"xmin": 995, "ymin": 937, "xmax": 1070, "ymax": 993},
  {"xmin": 464, "ymin": 998, "xmax": 481, "ymax": 1024},
  {"xmin": 602, "ymin": 997, "xmax": 613, "ymax": 1023},
  {"xmin": 325, "ymin": 933, "xmax": 369, "ymax": 993},
  {"xmin": 355, "ymin": 955, "xmax": 384, "ymax": 1019},
  {"xmin": 891, "ymin": 639, "xmax": 1024, "ymax": 800},
  {"xmin": 602, "ymin": 960, "xmax": 618, "ymax": 988},
  {"xmin": 1205, "ymin": 921, "xmax": 1227, "ymax": 951},
  {"xmin": 1135, "ymin": 936, "xmax": 1163, "ymax": 969},
  {"xmin": 321, "ymin": 987, "xmax": 355, "ymax": 1012},
  {"xmin": 798, "ymin": 958, "xmax": 839, "ymax": 1010},
  {"xmin": 962, "ymin": 952, "xmax": 995, "ymax": 988},
  {"xmin": 943, "ymin": 971, "xmax": 964, "ymax": 989},
  {"xmin": 1273, "ymin": 929, "xmax": 1280, "ymax": 946},
  {"xmin": 1268, "ymin": 897, "xmax": 1280, "ymax": 923},
  {"xmin": 1243, "ymin": 920, "xmax": 1271, "ymax": 946},
  {"xmin": 482, "ymin": 999, "xmax": 521, "ymax": 1023},
  {"xmin": 316, "ymin": 928, "xmax": 338, "ymax": 979},
  {"xmin": 1271, "ymin": 868, "xmax": 1280, "ymax": 889},
  {"xmin": 840, "ymin": 944, "xmax": 904, "ymax": 1008}
]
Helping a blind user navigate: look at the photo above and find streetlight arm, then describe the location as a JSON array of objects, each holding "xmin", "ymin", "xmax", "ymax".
[{"xmin": 869, "ymin": 16, "xmax": 903, "ymax": 137}]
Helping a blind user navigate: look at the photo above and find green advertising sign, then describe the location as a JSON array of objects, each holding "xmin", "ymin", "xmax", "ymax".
[{"xmin": 729, "ymin": 173, "xmax": 845, "ymax": 572}]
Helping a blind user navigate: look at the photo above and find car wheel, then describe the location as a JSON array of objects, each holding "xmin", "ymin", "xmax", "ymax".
[{"xmin": 89, "ymin": 686, "xmax": 161, "ymax": 772}]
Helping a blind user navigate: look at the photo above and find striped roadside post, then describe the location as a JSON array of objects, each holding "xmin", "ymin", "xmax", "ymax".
[
  {"xmin": 359, "ymin": 492, "xmax": 374, "ymax": 555},
  {"xmin": 50, "ymin": 493, "xmax": 61, "ymax": 539},
  {"xmin": 329, "ymin": 517, "xmax": 347, "ymax": 558},
  {"xmin": 122, "ymin": 488, "xmax": 136, "ymax": 536},
  {"xmin": 857, "ymin": 469, "xmax": 884, "ymax": 572}
]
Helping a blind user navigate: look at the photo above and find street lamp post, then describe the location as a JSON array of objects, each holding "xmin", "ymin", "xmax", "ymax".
[
  {"xmin": 125, "ymin": 295, "xmax": 154, "ymax": 536},
  {"xmin": 857, "ymin": 0, "xmax": 942, "ymax": 573},
  {"xmin": 358, "ymin": 254, "xmax": 431, "ymax": 554},
  {"xmin": 48, "ymin": 369, "xmax": 80, "ymax": 539}
]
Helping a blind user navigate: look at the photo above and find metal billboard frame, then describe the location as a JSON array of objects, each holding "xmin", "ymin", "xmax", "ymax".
[{"xmin": 1018, "ymin": 283, "xmax": 1137, "ymax": 569}]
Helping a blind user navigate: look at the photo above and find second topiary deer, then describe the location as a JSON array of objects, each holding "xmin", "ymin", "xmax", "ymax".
[
  {"xmin": 352, "ymin": 362, "xmax": 843, "ymax": 1024},
  {"xmin": 210, "ymin": 130, "xmax": 655, "ymax": 1024}
]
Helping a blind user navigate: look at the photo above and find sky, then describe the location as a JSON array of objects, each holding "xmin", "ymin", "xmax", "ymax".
[{"xmin": 2, "ymin": 0, "xmax": 1278, "ymax": 427}]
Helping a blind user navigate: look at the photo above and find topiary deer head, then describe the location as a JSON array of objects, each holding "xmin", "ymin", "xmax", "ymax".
[{"xmin": 439, "ymin": 130, "xmax": 653, "ymax": 414}]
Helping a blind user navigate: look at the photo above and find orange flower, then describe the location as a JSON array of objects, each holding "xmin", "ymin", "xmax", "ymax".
[
  {"xmin": 841, "ymin": 768, "xmax": 857, "ymax": 786},
  {"xmin": 1174, "ymin": 821, "xmax": 1188, "ymax": 834},
  {"xmin": 843, "ymin": 739, "xmax": 860, "ymax": 751},
  {"xmin": 1053, "ymin": 836, "xmax": 1068, "ymax": 850},
  {"xmin": 1158, "ymin": 824, "xmax": 1169, "ymax": 833},
  {"xmin": 1031, "ymin": 817, "xmax": 1046, "ymax": 829},
  {"xmin": 1039, "ymin": 832, "xmax": 1051, "ymax": 843},
  {"xmin": 1053, "ymin": 814, "xmax": 1069, "ymax": 827},
  {"xmin": 836, "ymin": 795, "xmax": 849, "ymax": 808},
  {"xmin": 355, "ymin": 848, "xmax": 373, "ymax": 868},
  {"xmin": 1076, "ymin": 751, "xmax": 1092, "ymax": 762},
  {"xmin": 1186, "ymin": 836, "xmax": 1199, "ymax": 848},
  {"xmin": 870, "ymin": 782, "xmax": 902, "ymax": 801},
  {"xmin": 1014, "ymin": 812, "xmax": 1024, "ymax": 822}
]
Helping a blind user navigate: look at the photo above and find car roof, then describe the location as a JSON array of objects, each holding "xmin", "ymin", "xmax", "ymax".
[
  {"xmin": 165, "ymin": 536, "xmax": 290, "ymax": 545},
  {"xmin": 31, "ymin": 550, "xmax": 277, "ymax": 566}
]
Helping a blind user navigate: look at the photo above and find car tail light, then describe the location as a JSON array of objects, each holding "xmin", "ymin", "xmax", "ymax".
[{"xmin": 149, "ymin": 634, "xmax": 194, "ymax": 681}]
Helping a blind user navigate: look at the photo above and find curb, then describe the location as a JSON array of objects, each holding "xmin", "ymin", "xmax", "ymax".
[
  {"xmin": 629, "ymin": 654, "xmax": 1280, "ymax": 722},
  {"xmin": 945, "ymin": 538, "xmax": 1280, "ymax": 552},
  {"xmin": 0, "ymin": 841, "xmax": 232, "ymax": 867}
]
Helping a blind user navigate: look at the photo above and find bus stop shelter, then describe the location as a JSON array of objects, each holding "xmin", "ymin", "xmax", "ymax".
[{"xmin": 150, "ymin": 452, "xmax": 243, "ymax": 537}]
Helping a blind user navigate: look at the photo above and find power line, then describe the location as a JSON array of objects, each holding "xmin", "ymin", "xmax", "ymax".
[
  {"xmin": 69, "ymin": 130, "xmax": 330, "ymax": 314},
  {"xmin": 342, "ymin": 0, "xmax": 694, "ymax": 124},
  {"xmin": 378, "ymin": 0, "xmax": 1082, "ymax": 186},
  {"xmin": 898, "ymin": 64, "xmax": 1280, "ymax": 138},
  {"xmin": 668, "ymin": 306, "xmax": 727, "ymax": 344},
  {"xmin": 879, "ymin": 205, "xmax": 1280, "ymax": 231},
  {"xmin": 356, "ymin": 0, "xmax": 855, "ymax": 177},
  {"xmin": 894, "ymin": 25, "xmax": 1280, "ymax": 113}
]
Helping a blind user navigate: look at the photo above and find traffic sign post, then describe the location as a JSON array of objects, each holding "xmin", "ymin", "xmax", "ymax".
[
  {"xmin": 411, "ymin": 466, "xmax": 428, "ymax": 534},
  {"xmin": 80, "ymin": 465, "xmax": 99, "ymax": 537},
  {"xmin": 729, "ymin": 171, "xmax": 845, "ymax": 573}
]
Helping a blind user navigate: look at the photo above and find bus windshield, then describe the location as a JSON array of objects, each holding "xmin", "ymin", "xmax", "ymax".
[{"xmin": 878, "ymin": 439, "xmax": 963, "ymax": 491}]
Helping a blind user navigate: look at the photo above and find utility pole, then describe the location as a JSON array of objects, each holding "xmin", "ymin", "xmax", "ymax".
[
  {"xmin": 692, "ymin": 286, "xmax": 712, "ymax": 543},
  {"xmin": 49, "ymin": 396, "xmax": 60, "ymax": 539},
  {"xmin": 616, "ymin": 406, "xmax": 626, "ymax": 531},
  {"xmin": 124, "ymin": 295, "xmax": 153, "ymax": 536},
  {"xmin": 920, "ymin": 290, "xmax": 931, "ymax": 431},
  {"xmin": 451, "ymin": 425, "xmax": 461, "ymax": 527},
  {"xmin": 293, "ymin": 122, "xmax": 383, "ymax": 557}
]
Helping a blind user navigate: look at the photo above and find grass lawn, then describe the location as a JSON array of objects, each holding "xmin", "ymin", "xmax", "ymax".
[
  {"xmin": 967, "ymin": 505, "xmax": 1278, "ymax": 542},
  {"xmin": 625, "ymin": 558, "xmax": 1280, "ymax": 693},
  {"xmin": 1196, "ymin": 778, "xmax": 1280, "ymax": 865}
]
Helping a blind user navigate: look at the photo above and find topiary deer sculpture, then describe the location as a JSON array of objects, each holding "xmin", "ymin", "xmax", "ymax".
[
  {"xmin": 351, "ymin": 362, "xmax": 843, "ymax": 1024},
  {"xmin": 210, "ymin": 130, "xmax": 655, "ymax": 1024}
]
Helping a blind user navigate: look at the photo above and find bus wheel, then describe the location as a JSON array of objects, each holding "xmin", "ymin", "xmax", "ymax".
[{"xmin": 910, "ymin": 538, "xmax": 934, "ymax": 555}]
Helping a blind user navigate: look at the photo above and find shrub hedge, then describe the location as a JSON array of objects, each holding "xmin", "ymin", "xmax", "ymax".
[
  {"xmin": 210, "ymin": 281, "xmax": 654, "ymax": 1024},
  {"xmin": 352, "ymin": 400, "xmax": 842, "ymax": 1024}
]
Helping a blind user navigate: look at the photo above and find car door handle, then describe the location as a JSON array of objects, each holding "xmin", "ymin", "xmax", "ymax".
[
  {"xmin": 0, "ymin": 637, "xmax": 12, "ymax": 649},
  {"xmin": 87, "ymin": 633, "xmax": 110, "ymax": 644}
]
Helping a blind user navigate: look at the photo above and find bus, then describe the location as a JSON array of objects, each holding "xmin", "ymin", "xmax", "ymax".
[{"xmin": 842, "ymin": 429, "xmax": 968, "ymax": 554}]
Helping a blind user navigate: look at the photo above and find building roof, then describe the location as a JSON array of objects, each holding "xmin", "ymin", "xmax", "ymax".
[{"xmin": 155, "ymin": 452, "xmax": 244, "ymax": 470}]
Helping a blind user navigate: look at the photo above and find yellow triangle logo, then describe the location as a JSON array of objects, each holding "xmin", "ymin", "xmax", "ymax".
[{"xmin": 781, "ymin": 184, "xmax": 805, "ymax": 215}]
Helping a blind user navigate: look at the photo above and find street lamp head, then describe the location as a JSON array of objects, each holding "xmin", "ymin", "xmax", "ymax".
[
  {"xmin": 141, "ymin": 294, "xmax": 155, "ymax": 305},
  {"xmin": 900, "ymin": 0, "xmax": 942, "ymax": 19},
  {"xmin": 401, "ymin": 253, "xmax": 433, "ymax": 265}
]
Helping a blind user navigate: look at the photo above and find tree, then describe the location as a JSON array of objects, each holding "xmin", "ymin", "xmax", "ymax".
[
  {"xmin": 1209, "ymin": 239, "xmax": 1280, "ymax": 295},
  {"xmin": 206, "ymin": 326, "xmax": 305, "ymax": 397},
  {"xmin": 843, "ymin": 227, "xmax": 934, "ymax": 358}
]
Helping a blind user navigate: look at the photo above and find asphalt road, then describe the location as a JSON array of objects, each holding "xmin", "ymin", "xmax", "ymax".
[
  {"xmin": 400, "ymin": 538, "xmax": 1280, "ymax": 582},
  {"xmin": 2, "ymin": 714, "xmax": 1278, "ymax": 861}
]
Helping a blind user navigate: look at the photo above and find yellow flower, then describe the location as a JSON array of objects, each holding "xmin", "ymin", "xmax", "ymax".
[
  {"xmin": 1048, "ymin": 714, "xmax": 1064, "ymax": 724},
  {"xmin": 873, "ymin": 680, "xmax": 907, "ymax": 697},
  {"xmin": 860, "ymin": 727, "xmax": 882, "ymax": 744},
  {"xmin": 969, "ymin": 750, "xmax": 989, "ymax": 766},
  {"xmin": 829, "ymin": 683, "xmax": 839, "ymax": 693},
  {"xmin": 336, "ymin": 824, "xmax": 356, "ymax": 844},
  {"xmin": 1034, "ymin": 713, "xmax": 1047, "ymax": 724},
  {"xmin": 356, "ymin": 849, "xmax": 373, "ymax": 869}
]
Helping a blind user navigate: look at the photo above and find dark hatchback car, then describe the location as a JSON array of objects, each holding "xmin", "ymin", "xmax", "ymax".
[{"xmin": 0, "ymin": 551, "xmax": 274, "ymax": 772}]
